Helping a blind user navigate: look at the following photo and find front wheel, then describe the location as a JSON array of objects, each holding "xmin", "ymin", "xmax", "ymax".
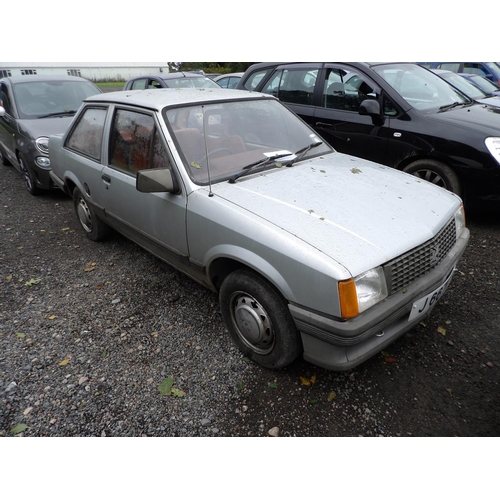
[
  {"xmin": 73, "ymin": 187, "xmax": 110, "ymax": 241},
  {"xmin": 18, "ymin": 154, "xmax": 40, "ymax": 195},
  {"xmin": 219, "ymin": 269, "xmax": 302, "ymax": 369},
  {"xmin": 403, "ymin": 159, "xmax": 462, "ymax": 197}
]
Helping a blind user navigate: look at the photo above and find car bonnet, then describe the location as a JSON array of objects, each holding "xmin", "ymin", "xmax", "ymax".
[
  {"xmin": 17, "ymin": 116, "xmax": 75, "ymax": 139},
  {"xmin": 209, "ymin": 153, "xmax": 461, "ymax": 277}
]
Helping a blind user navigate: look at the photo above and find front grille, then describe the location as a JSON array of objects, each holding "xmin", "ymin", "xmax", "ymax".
[{"xmin": 384, "ymin": 218, "xmax": 456, "ymax": 295}]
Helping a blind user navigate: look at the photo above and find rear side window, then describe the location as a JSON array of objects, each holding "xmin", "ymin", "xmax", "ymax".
[
  {"xmin": 109, "ymin": 108, "xmax": 170, "ymax": 175},
  {"xmin": 66, "ymin": 107, "xmax": 107, "ymax": 160},
  {"xmin": 262, "ymin": 68, "xmax": 318, "ymax": 105},
  {"xmin": 243, "ymin": 69, "xmax": 269, "ymax": 90}
]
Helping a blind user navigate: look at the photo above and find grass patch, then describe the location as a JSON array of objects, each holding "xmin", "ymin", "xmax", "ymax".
[{"xmin": 95, "ymin": 81, "xmax": 125, "ymax": 88}]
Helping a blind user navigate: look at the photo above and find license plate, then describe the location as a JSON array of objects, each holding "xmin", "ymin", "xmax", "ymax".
[{"xmin": 408, "ymin": 270, "xmax": 455, "ymax": 322}]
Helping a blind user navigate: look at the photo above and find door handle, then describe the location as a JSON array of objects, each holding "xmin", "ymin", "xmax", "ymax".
[
  {"xmin": 102, "ymin": 174, "xmax": 111, "ymax": 183},
  {"xmin": 315, "ymin": 122, "xmax": 332, "ymax": 128}
]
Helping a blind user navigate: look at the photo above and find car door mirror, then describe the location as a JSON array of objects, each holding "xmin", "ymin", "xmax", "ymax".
[
  {"xmin": 359, "ymin": 99, "xmax": 384, "ymax": 126},
  {"xmin": 136, "ymin": 168, "xmax": 178, "ymax": 193},
  {"xmin": 0, "ymin": 106, "xmax": 5, "ymax": 117}
]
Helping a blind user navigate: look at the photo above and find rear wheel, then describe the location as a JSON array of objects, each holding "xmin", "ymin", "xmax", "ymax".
[
  {"xmin": 18, "ymin": 154, "xmax": 40, "ymax": 196},
  {"xmin": 220, "ymin": 268, "xmax": 302, "ymax": 369},
  {"xmin": 73, "ymin": 187, "xmax": 109, "ymax": 241},
  {"xmin": 403, "ymin": 159, "xmax": 461, "ymax": 196}
]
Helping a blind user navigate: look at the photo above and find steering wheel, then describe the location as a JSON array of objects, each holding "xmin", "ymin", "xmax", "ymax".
[{"xmin": 197, "ymin": 148, "xmax": 233, "ymax": 165}]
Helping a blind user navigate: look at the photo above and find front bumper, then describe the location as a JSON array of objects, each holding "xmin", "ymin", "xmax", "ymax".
[{"xmin": 289, "ymin": 227, "xmax": 470, "ymax": 371}]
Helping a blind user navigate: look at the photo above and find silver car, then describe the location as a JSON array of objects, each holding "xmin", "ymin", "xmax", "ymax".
[
  {"xmin": 0, "ymin": 75, "xmax": 101, "ymax": 195},
  {"xmin": 48, "ymin": 88, "xmax": 470, "ymax": 371}
]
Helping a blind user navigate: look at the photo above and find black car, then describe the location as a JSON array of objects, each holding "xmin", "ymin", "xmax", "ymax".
[
  {"xmin": 124, "ymin": 72, "xmax": 221, "ymax": 90},
  {"xmin": 237, "ymin": 62, "xmax": 500, "ymax": 209},
  {"xmin": 0, "ymin": 75, "xmax": 101, "ymax": 195}
]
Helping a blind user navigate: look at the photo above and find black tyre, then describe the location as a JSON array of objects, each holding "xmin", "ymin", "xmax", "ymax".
[
  {"xmin": 219, "ymin": 268, "xmax": 302, "ymax": 369},
  {"xmin": 73, "ymin": 187, "xmax": 110, "ymax": 242},
  {"xmin": 403, "ymin": 159, "xmax": 461, "ymax": 196},
  {"xmin": 18, "ymin": 154, "xmax": 40, "ymax": 196}
]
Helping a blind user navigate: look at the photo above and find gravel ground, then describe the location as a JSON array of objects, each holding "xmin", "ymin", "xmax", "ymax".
[{"xmin": 1, "ymin": 136, "xmax": 499, "ymax": 438}]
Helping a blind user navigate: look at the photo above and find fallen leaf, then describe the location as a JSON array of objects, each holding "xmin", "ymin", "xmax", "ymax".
[
  {"xmin": 171, "ymin": 388, "xmax": 185, "ymax": 398},
  {"xmin": 327, "ymin": 391, "xmax": 337, "ymax": 402},
  {"xmin": 59, "ymin": 356, "xmax": 71, "ymax": 366},
  {"xmin": 24, "ymin": 278, "xmax": 41, "ymax": 287},
  {"xmin": 268, "ymin": 381, "xmax": 278, "ymax": 389},
  {"xmin": 84, "ymin": 267, "xmax": 95, "ymax": 273},
  {"xmin": 47, "ymin": 315, "xmax": 57, "ymax": 320},
  {"xmin": 437, "ymin": 326, "xmax": 447, "ymax": 336},
  {"xmin": 11, "ymin": 423, "xmax": 28, "ymax": 435},
  {"xmin": 384, "ymin": 356, "xmax": 397, "ymax": 364},
  {"xmin": 16, "ymin": 332, "xmax": 26, "ymax": 339},
  {"xmin": 300, "ymin": 376, "xmax": 311, "ymax": 386},
  {"xmin": 6, "ymin": 275, "xmax": 12, "ymax": 281},
  {"xmin": 350, "ymin": 167, "xmax": 362, "ymax": 174},
  {"xmin": 158, "ymin": 378, "xmax": 174, "ymax": 396}
]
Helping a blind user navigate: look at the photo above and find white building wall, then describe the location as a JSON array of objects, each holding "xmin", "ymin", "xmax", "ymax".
[{"xmin": 0, "ymin": 63, "xmax": 170, "ymax": 81}]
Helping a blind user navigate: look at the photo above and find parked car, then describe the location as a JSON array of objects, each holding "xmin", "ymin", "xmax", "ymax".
[
  {"xmin": 458, "ymin": 73, "xmax": 500, "ymax": 97},
  {"xmin": 237, "ymin": 62, "xmax": 500, "ymax": 209},
  {"xmin": 431, "ymin": 69, "xmax": 500, "ymax": 107},
  {"xmin": 213, "ymin": 72, "xmax": 244, "ymax": 89},
  {"xmin": 420, "ymin": 62, "xmax": 500, "ymax": 86},
  {"xmin": 0, "ymin": 75, "xmax": 101, "ymax": 195},
  {"xmin": 124, "ymin": 72, "xmax": 221, "ymax": 90},
  {"xmin": 48, "ymin": 87, "xmax": 469, "ymax": 371}
]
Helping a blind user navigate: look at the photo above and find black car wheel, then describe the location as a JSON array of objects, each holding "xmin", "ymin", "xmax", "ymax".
[
  {"xmin": 18, "ymin": 154, "xmax": 40, "ymax": 196},
  {"xmin": 73, "ymin": 187, "xmax": 109, "ymax": 241},
  {"xmin": 220, "ymin": 268, "xmax": 302, "ymax": 369},
  {"xmin": 403, "ymin": 159, "xmax": 462, "ymax": 197}
]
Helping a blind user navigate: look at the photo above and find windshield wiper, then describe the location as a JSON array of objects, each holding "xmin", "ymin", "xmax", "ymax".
[
  {"xmin": 228, "ymin": 151, "xmax": 293, "ymax": 183},
  {"xmin": 438, "ymin": 102, "xmax": 465, "ymax": 112},
  {"xmin": 283, "ymin": 141, "xmax": 324, "ymax": 167},
  {"xmin": 38, "ymin": 110, "xmax": 77, "ymax": 119}
]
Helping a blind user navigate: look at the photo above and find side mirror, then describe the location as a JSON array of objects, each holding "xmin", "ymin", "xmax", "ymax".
[
  {"xmin": 0, "ymin": 106, "xmax": 5, "ymax": 118},
  {"xmin": 359, "ymin": 99, "xmax": 384, "ymax": 126},
  {"xmin": 136, "ymin": 168, "xmax": 179, "ymax": 193}
]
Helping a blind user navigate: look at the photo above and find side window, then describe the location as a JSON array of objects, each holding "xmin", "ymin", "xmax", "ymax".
[
  {"xmin": 147, "ymin": 79, "xmax": 163, "ymax": 89},
  {"xmin": 216, "ymin": 77, "xmax": 229, "ymax": 88},
  {"xmin": 438, "ymin": 63, "xmax": 460, "ymax": 72},
  {"xmin": 109, "ymin": 109, "xmax": 167, "ymax": 175},
  {"xmin": 131, "ymin": 79, "xmax": 147, "ymax": 90},
  {"xmin": 243, "ymin": 69, "xmax": 269, "ymax": 91},
  {"xmin": 322, "ymin": 68, "xmax": 378, "ymax": 112},
  {"xmin": 273, "ymin": 68, "xmax": 317, "ymax": 106},
  {"xmin": 66, "ymin": 107, "xmax": 107, "ymax": 160},
  {"xmin": 463, "ymin": 63, "xmax": 488, "ymax": 77}
]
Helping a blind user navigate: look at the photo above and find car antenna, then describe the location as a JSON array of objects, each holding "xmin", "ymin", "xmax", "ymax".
[{"xmin": 201, "ymin": 105, "xmax": 214, "ymax": 197}]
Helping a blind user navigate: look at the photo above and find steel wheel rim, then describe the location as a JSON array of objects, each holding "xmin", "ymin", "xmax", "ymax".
[
  {"xmin": 76, "ymin": 196, "xmax": 93, "ymax": 233},
  {"xmin": 229, "ymin": 291, "xmax": 275, "ymax": 355},
  {"xmin": 19, "ymin": 158, "xmax": 34, "ymax": 192},
  {"xmin": 411, "ymin": 169, "xmax": 446, "ymax": 189}
]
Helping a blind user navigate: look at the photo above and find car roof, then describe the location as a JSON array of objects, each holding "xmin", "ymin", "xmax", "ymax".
[
  {"xmin": 1, "ymin": 75, "xmax": 92, "ymax": 84},
  {"xmin": 131, "ymin": 72, "xmax": 213, "ymax": 81},
  {"xmin": 84, "ymin": 87, "xmax": 273, "ymax": 110}
]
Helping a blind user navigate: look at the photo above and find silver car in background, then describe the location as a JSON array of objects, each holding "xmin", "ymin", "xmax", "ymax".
[
  {"xmin": 49, "ymin": 88, "xmax": 469, "ymax": 371},
  {"xmin": 0, "ymin": 75, "xmax": 101, "ymax": 194}
]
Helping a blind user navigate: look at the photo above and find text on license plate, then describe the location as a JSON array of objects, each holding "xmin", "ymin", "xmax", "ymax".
[{"xmin": 408, "ymin": 270, "xmax": 455, "ymax": 322}]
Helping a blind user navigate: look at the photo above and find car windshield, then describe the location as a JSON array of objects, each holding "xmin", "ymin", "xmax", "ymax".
[
  {"xmin": 373, "ymin": 63, "xmax": 470, "ymax": 112},
  {"xmin": 164, "ymin": 77, "xmax": 220, "ymax": 89},
  {"xmin": 13, "ymin": 80, "xmax": 100, "ymax": 120},
  {"xmin": 165, "ymin": 98, "xmax": 332, "ymax": 185},
  {"xmin": 438, "ymin": 72, "xmax": 486, "ymax": 100},
  {"xmin": 467, "ymin": 74, "xmax": 500, "ymax": 93}
]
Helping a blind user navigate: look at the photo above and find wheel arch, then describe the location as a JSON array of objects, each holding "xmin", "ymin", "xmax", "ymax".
[{"xmin": 206, "ymin": 247, "xmax": 295, "ymax": 301}]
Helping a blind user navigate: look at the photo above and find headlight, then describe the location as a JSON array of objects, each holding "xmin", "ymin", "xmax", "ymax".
[
  {"xmin": 338, "ymin": 266, "xmax": 388, "ymax": 319},
  {"xmin": 485, "ymin": 137, "xmax": 500, "ymax": 164},
  {"xmin": 35, "ymin": 136, "xmax": 49, "ymax": 154},
  {"xmin": 454, "ymin": 204, "xmax": 466, "ymax": 238}
]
